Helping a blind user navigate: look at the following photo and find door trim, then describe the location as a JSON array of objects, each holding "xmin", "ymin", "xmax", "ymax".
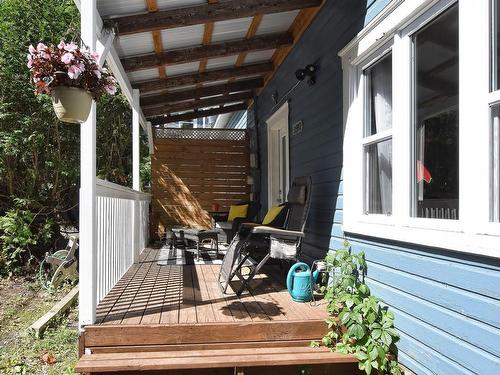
[{"xmin": 266, "ymin": 102, "xmax": 290, "ymax": 209}]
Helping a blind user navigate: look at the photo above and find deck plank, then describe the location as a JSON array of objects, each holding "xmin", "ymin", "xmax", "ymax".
[
  {"xmin": 178, "ymin": 265, "xmax": 198, "ymax": 323},
  {"xmin": 160, "ymin": 265, "xmax": 182, "ymax": 324},
  {"xmin": 101, "ymin": 249, "xmax": 156, "ymax": 324},
  {"xmin": 208, "ymin": 265, "xmax": 252, "ymax": 321},
  {"xmin": 94, "ymin": 248, "xmax": 327, "ymax": 326},
  {"xmin": 193, "ymin": 264, "xmax": 218, "ymax": 323}
]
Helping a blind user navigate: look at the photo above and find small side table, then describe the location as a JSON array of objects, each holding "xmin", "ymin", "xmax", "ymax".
[{"xmin": 170, "ymin": 228, "xmax": 219, "ymax": 260}]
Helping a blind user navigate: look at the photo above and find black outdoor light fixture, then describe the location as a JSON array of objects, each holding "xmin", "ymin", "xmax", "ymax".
[{"xmin": 295, "ymin": 64, "xmax": 317, "ymax": 85}]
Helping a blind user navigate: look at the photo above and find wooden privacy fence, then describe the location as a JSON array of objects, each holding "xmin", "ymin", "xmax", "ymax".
[{"xmin": 151, "ymin": 128, "xmax": 250, "ymax": 239}]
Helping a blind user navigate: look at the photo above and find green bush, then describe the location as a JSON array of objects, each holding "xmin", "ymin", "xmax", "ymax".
[
  {"xmin": 0, "ymin": 199, "xmax": 54, "ymax": 276},
  {"xmin": 315, "ymin": 242, "xmax": 401, "ymax": 375}
]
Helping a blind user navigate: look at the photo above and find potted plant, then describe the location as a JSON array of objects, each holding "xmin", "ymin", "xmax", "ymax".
[{"xmin": 27, "ymin": 41, "xmax": 117, "ymax": 123}]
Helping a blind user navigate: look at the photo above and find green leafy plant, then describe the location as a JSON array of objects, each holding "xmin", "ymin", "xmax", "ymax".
[
  {"xmin": 0, "ymin": 199, "xmax": 54, "ymax": 276},
  {"xmin": 316, "ymin": 241, "xmax": 401, "ymax": 375}
]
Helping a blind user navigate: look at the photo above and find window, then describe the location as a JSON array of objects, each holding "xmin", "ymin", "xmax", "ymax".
[
  {"xmin": 341, "ymin": 0, "xmax": 500, "ymax": 257},
  {"xmin": 363, "ymin": 54, "xmax": 393, "ymax": 215},
  {"xmin": 412, "ymin": 4, "xmax": 459, "ymax": 219}
]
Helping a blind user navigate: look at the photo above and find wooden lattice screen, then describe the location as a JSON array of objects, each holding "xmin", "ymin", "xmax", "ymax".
[{"xmin": 151, "ymin": 128, "xmax": 250, "ymax": 240}]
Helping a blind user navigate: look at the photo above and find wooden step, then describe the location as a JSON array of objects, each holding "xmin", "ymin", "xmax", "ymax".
[
  {"xmin": 83, "ymin": 320, "xmax": 328, "ymax": 348},
  {"xmin": 75, "ymin": 345, "xmax": 358, "ymax": 373}
]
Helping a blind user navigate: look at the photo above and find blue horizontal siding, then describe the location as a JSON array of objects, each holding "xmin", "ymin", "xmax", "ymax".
[{"xmin": 252, "ymin": 0, "xmax": 500, "ymax": 373}]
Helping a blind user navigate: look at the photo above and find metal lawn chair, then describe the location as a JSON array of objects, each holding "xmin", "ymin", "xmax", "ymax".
[{"xmin": 218, "ymin": 176, "xmax": 312, "ymax": 296}]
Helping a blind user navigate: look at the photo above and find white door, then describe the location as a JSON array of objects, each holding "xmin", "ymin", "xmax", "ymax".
[{"xmin": 267, "ymin": 103, "xmax": 290, "ymax": 207}]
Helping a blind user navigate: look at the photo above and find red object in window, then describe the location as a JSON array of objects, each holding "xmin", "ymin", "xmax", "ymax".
[
  {"xmin": 416, "ymin": 160, "xmax": 432, "ymax": 183},
  {"xmin": 212, "ymin": 203, "xmax": 220, "ymax": 212}
]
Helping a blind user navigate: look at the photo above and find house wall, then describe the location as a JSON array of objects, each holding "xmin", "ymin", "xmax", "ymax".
[{"xmin": 252, "ymin": 0, "xmax": 500, "ymax": 374}]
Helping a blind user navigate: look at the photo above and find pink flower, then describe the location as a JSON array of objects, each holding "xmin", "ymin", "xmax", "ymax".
[
  {"xmin": 58, "ymin": 40, "xmax": 66, "ymax": 50},
  {"xmin": 93, "ymin": 69, "xmax": 101, "ymax": 79},
  {"xmin": 91, "ymin": 51, "xmax": 99, "ymax": 61},
  {"xmin": 64, "ymin": 42, "xmax": 78, "ymax": 52},
  {"xmin": 104, "ymin": 84, "xmax": 117, "ymax": 95},
  {"xmin": 61, "ymin": 52, "xmax": 74, "ymax": 64},
  {"xmin": 40, "ymin": 51, "xmax": 50, "ymax": 60},
  {"xmin": 36, "ymin": 42, "xmax": 47, "ymax": 51},
  {"xmin": 67, "ymin": 63, "xmax": 85, "ymax": 79},
  {"xmin": 27, "ymin": 54, "xmax": 33, "ymax": 68},
  {"xmin": 28, "ymin": 45, "xmax": 36, "ymax": 54}
]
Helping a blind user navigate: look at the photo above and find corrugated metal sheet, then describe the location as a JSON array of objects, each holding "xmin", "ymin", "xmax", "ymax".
[
  {"xmin": 97, "ymin": 0, "xmax": 146, "ymax": 17},
  {"xmin": 212, "ymin": 18, "xmax": 253, "ymax": 43},
  {"xmin": 162, "ymin": 24, "xmax": 204, "ymax": 50},
  {"xmin": 115, "ymin": 33, "xmax": 154, "ymax": 57},
  {"xmin": 205, "ymin": 55, "xmax": 237, "ymax": 70},
  {"xmin": 128, "ymin": 68, "xmax": 160, "ymax": 83},
  {"xmin": 156, "ymin": 0, "xmax": 205, "ymax": 11},
  {"xmin": 166, "ymin": 62, "xmax": 200, "ymax": 76},
  {"xmin": 244, "ymin": 49, "xmax": 275, "ymax": 64},
  {"xmin": 257, "ymin": 10, "xmax": 299, "ymax": 35}
]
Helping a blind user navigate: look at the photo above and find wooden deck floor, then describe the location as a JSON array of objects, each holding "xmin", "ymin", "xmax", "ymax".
[{"xmin": 94, "ymin": 248, "xmax": 328, "ymax": 325}]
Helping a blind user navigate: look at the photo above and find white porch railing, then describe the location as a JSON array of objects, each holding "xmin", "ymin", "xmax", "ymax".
[{"xmin": 95, "ymin": 179, "xmax": 151, "ymax": 304}]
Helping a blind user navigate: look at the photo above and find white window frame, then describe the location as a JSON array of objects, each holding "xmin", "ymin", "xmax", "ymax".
[{"xmin": 341, "ymin": 0, "xmax": 500, "ymax": 258}]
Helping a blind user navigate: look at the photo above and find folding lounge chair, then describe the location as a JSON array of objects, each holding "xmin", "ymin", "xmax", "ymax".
[{"xmin": 218, "ymin": 176, "xmax": 312, "ymax": 296}]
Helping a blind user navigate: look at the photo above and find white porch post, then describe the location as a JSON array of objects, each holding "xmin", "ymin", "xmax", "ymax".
[
  {"xmin": 79, "ymin": 0, "xmax": 97, "ymax": 327},
  {"xmin": 132, "ymin": 89, "xmax": 140, "ymax": 191},
  {"xmin": 132, "ymin": 89, "xmax": 141, "ymax": 262}
]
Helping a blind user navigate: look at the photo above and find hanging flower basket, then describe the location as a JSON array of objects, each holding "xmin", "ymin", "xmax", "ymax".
[
  {"xmin": 27, "ymin": 41, "xmax": 117, "ymax": 124},
  {"xmin": 51, "ymin": 86, "xmax": 92, "ymax": 124}
]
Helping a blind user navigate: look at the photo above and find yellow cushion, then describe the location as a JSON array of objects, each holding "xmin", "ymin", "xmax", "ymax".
[
  {"xmin": 227, "ymin": 204, "xmax": 248, "ymax": 222},
  {"xmin": 262, "ymin": 205, "xmax": 285, "ymax": 225}
]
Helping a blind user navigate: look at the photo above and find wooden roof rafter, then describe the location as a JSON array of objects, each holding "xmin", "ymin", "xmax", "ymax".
[
  {"xmin": 145, "ymin": 0, "xmax": 166, "ymax": 79},
  {"xmin": 135, "ymin": 62, "xmax": 273, "ymax": 94},
  {"xmin": 141, "ymin": 77, "xmax": 263, "ymax": 107},
  {"xmin": 150, "ymin": 103, "xmax": 248, "ymax": 125},
  {"xmin": 106, "ymin": 0, "xmax": 322, "ymax": 36},
  {"xmin": 144, "ymin": 91, "xmax": 254, "ymax": 117},
  {"xmin": 122, "ymin": 32, "xmax": 292, "ymax": 72}
]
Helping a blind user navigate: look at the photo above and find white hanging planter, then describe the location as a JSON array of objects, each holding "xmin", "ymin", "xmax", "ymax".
[{"xmin": 51, "ymin": 86, "xmax": 93, "ymax": 124}]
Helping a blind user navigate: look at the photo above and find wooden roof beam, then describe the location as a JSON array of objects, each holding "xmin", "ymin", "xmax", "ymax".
[
  {"xmin": 135, "ymin": 62, "xmax": 272, "ymax": 94},
  {"xmin": 144, "ymin": 91, "xmax": 253, "ymax": 117},
  {"xmin": 123, "ymin": 32, "xmax": 292, "ymax": 72},
  {"xmin": 108, "ymin": 0, "xmax": 322, "ymax": 35},
  {"xmin": 141, "ymin": 77, "xmax": 263, "ymax": 107},
  {"xmin": 150, "ymin": 103, "xmax": 248, "ymax": 125}
]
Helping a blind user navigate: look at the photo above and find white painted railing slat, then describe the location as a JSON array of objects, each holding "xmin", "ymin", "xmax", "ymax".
[{"xmin": 94, "ymin": 179, "xmax": 151, "ymax": 306}]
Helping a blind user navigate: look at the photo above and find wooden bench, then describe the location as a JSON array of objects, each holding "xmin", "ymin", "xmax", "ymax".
[{"xmin": 75, "ymin": 344, "xmax": 358, "ymax": 374}]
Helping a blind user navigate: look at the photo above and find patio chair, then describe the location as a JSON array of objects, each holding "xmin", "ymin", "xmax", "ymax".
[
  {"xmin": 218, "ymin": 176, "xmax": 312, "ymax": 296},
  {"xmin": 213, "ymin": 200, "xmax": 261, "ymax": 243}
]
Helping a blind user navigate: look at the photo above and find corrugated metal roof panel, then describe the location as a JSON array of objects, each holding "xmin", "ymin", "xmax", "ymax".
[
  {"xmin": 244, "ymin": 49, "xmax": 276, "ymax": 64},
  {"xmin": 257, "ymin": 10, "xmax": 299, "ymax": 35},
  {"xmin": 166, "ymin": 62, "xmax": 200, "ymax": 76},
  {"xmin": 115, "ymin": 33, "xmax": 154, "ymax": 57},
  {"xmin": 156, "ymin": 0, "xmax": 206, "ymax": 11},
  {"xmin": 212, "ymin": 17, "xmax": 253, "ymax": 43},
  {"xmin": 97, "ymin": 0, "xmax": 146, "ymax": 17},
  {"xmin": 162, "ymin": 24, "xmax": 204, "ymax": 50},
  {"xmin": 206, "ymin": 56, "xmax": 238, "ymax": 70},
  {"xmin": 128, "ymin": 68, "xmax": 160, "ymax": 83}
]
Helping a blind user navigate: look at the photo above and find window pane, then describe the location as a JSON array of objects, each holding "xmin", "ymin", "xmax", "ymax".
[
  {"xmin": 492, "ymin": 105, "xmax": 500, "ymax": 221},
  {"xmin": 366, "ymin": 140, "xmax": 392, "ymax": 215},
  {"xmin": 365, "ymin": 54, "xmax": 392, "ymax": 136},
  {"xmin": 494, "ymin": 0, "xmax": 500, "ymax": 90},
  {"xmin": 413, "ymin": 4, "xmax": 459, "ymax": 220}
]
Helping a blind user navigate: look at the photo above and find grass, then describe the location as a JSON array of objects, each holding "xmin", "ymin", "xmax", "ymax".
[{"xmin": 0, "ymin": 278, "xmax": 79, "ymax": 375}]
